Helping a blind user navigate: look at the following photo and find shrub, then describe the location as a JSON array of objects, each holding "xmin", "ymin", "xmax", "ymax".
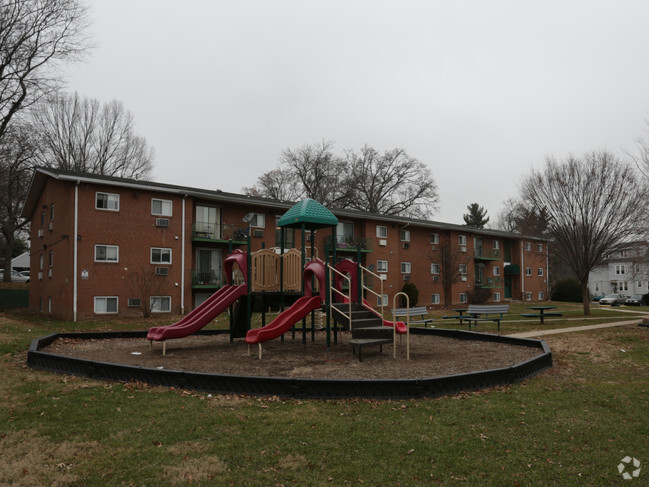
[
  {"xmin": 400, "ymin": 282, "xmax": 419, "ymax": 307},
  {"xmin": 551, "ymin": 278, "xmax": 582, "ymax": 302}
]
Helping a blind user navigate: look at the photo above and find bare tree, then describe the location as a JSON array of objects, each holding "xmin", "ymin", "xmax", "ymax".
[
  {"xmin": 126, "ymin": 268, "xmax": 168, "ymax": 318},
  {"xmin": 30, "ymin": 92, "xmax": 155, "ymax": 179},
  {"xmin": 346, "ymin": 145, "xmax": 439, "ymax": 218},
  {"xmin": 0, "ymin": 123, "xmax": 37, "ymax": 281},
  {"xmin": 521, "ymin": 151, "xmax": 647, "ymax": 314},
  {"xmin": 0, "ymin": 0, "xmax": 91, "ymax": 142},
  {"xmin": 242, "ymin": 168, "xmax": 301, "ymax": 202},
  {"xmin": 433, "ymin": 235, "xmax": 470, "ymax": 306}
]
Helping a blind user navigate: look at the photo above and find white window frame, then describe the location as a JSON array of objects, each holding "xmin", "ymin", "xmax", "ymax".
[
  {"xmin": 615, "ymin": 265, "xmax": 626, "ymax": 275},
  {"xmin": 49, "ymin": 250, "xmax": 54, "ymax": 267},
  {"xmin": 493, "ymin": 240, "xmax": 500, "ymax": 250},
  {"xmin": 430, "ymin": 263, "xmax": 440, "ymax": 274},
  {"xmin": 525, "ymin": 266, "xmax": 532, "ymax": 276},
  {"xmin": 458, "ymin": 235, "xmax": 467, "ymax": 246},
  {"xmin": 524, "ymin": 242, "xmax": 531, "ymax": 251},
  {"xmin": 538, "ymin": 291, "xmax": 545, "ymax": 300},
  {"xmin": 377, "ymin": 294, "xmax": 389, "ymax": 307},
  {"xmin": 537, "ymin": 243, "xmax": 543, "ymax": 252},
  {"xmin": 619, "ymin": 281, "xmax": 629, "ymax": 291},
  {"xmin": 494, "ymin": 292, "xmax": 501, "ymax": 302},
  {"xmin": 431, "ymin": 294, "xmax": 440, "ymax": 304},
  {"xmin": 250, "ymin": 213, "xmax": 265, "ymax": 228},
  {"xmin": 430, "ymin": 233, "xmax": 439, "ymax": 244},
  {"xmin": 538, "ymin": 267, "xmax": 544, "ymax": 277},
  {"xmin": 376, "ymin": 225, "xmax": 388, "ymax": 238},
  {"xmin": 95, "ymin": 192, "xmax": 120, "ymax": 211},
  {"xmin": 459, "ymin": 293, "xmax": 468, "ymax": 304},
  {"xmin": 95, "ymin": 244, "xmax": 119, "ymax": 263},
  {"xmin": 150, "ymin": 296, "xmax": 172, "ymax": 313},
  {"xmin": 459, "ymin": 264, "xmax": 467, "ymax": 275},
  {"xmin": 151, "ymin": 247, "xmax": 172, "ymax": 264},
  {"xmin": 400, "ymin": 229, "xmax": 410, "ymax": 242},
  {"xmin": 376, "ymin": 260, "xmax": 388, "ymax": 272},
  {"xmin": 151, "ymin": 198, "xmax": 173, "ymax": 216},
  {"xmin": 94, "ymin": 296, "xmax": 118, "ymax": 314},
  {"xmin": 525, "ymin": 292, "xmax": 533, "ymax": 301},
  {"xmin": 401, "ymin": 262, "xmax": 411, "ymax": 274},
  {"xmin": 493, "ymin": 266, "xmax": 500, "ymax": 276}
]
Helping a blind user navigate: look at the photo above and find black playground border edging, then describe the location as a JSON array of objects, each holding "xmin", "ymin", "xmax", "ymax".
[{"xmin": 27, "ymin": 328, "xmax": 552, "ymax": 400}]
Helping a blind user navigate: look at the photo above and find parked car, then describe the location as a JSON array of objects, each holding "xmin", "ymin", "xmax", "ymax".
[
  {"xmin": 625, "ymin": 294, "xmax": 644, "ymax": 306},
  {"xmin": 0, "ymin": 270, "xmax": 30, "ymax": 283},
  {"xmin": 599, "ymin": 293, "xmax": 627, "ymax": 306},
  {"xmin": 592, "ymin": 294, "xmax": 604, "ymax": 302}
]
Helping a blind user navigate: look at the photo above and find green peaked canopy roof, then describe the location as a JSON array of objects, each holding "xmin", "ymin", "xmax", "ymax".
[{"xmin": 277, "ymin": 198, "xmax": 338, "ymax": 229}]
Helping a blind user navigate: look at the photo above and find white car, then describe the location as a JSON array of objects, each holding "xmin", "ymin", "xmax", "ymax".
[
  {"xmin": 0, "ymin": 270, "xmax": 29, "ymax": 282},
  {"xmin": 599, "ymin": 293, "xmax": 627, "ymax": 306}
]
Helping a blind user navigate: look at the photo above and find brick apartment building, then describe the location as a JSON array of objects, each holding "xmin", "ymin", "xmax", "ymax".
[{"xmin": 21, "ymin": 168, "xmax": 549, "ymax": 321}]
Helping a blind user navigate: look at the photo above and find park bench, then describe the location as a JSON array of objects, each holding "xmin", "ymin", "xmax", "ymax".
[
  {"xmin": 462, "ymin": 304, "xmax": 510, "ymax": 332},
  {"xmin": 391, "ymin": 306, "xmax": 434, "ymax": 328}
]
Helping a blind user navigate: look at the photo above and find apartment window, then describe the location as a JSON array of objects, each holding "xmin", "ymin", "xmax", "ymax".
[
  {"xmin": 638, "ymin": 281, "xmax": 643, "ymax": 288},
  {"xmin": 377, "ymin": 294, "xmax": 389, "ymax": 307},
  {"xmin": 430, "ymin": 233, "xmax": 439, "ymax": 244},
  {"xmin": 538, "ymin": 291, "xmax": 545, "ymax": 300},
  {"xmin": 95, "ymin": 296, "xmax": 118, "ymax": 314},
  {"xmin": 40, "ymin": 211, "xmax": 45, "ymax": 227},
  {"xmin": 525, "ymin": 267, "xmax": 532, "ymax": 276},
  {"xmin": 401, "ymin": 262, "xmax": 411, "ymax": 274},
  {"xmin": 525, "ymin": 242, "xmax": 531, "ymax": 251},
  {"xmin": 377, "ymin": 260, "xmax": 388, "ymax": 272},
  {"xmin": 150, "ymin": 296, "xmax": 171, "ymax": 313},
  {"xmin": 619, "ymin": 281, "xmax": 629, "ymax": 291},
  {"xmin": 152, "ymin": 198, "xmax": 173, "ymax": 216},
  {"xmin": 538, "ymin": 267, "xmax": 544, "ymax": 277},
  {"xmin": 336, "ymin": 221, "xmax": 354, "ymax": 243},
  {"xmin": 615, "ymin": 265, "xmax": 626, "ymax": 275},
  {"xmin": 537, "ymin": 243, "xmax": 543, "ymax": 252},
  {"xmin": 96, "ymin": 192, "xmax": 120, "ymax": 211},
  {"xmin": 459, "ymin": 264, "xmax": 467, "ymax": 275},
  {"xmin": 400, "ymin": 230, "xmax": 410, "ymax": 242},
  {"xmin": 620, "ymin": 250, "xmax": 627, "ymax": 258},
  {"xmin": 48, "ymin": 297, "xmax": 52, "ymax": 314},
  {"xmin": 459, "ymin": 293, "xmax": 468, "ymax": 304},
  {"xmin": 275, "ymin": 216, "xmax": 295, "ymax": 248},
  {"xmin": 525, "ymin": 292, "xmax": 533, "ymax": 301},
  {"xmin": 458, "ymin": 235, "xmax": 467, "ymax": 246},
  {"xmin": 431, "ymin": 294, "xmax": 440, "ymax": 304},
  {"xmin": 376, "ymin": 225, "xmax": 388, "ymax": 238},
  {"xmin": 39, "ymin": 254, "xmax": 44, "ymax": 271},
  {"xmin": 635, "ymin": 264, "xmax": 641, "ymax": 273},
  {"xmin": 95, "ymin": 245, "xmax": 119, "ymax": 262},
  {"xmin": 494, "ymin": 292, "xmax": 501, "ymax": 302},
  {"xmin": 249, "ymin": 213, "xmax": 265, "ymax": 228},
  {"xmin": 49, "ymin": 250, "xmax": 53, "ymax": 267},
  {"xmin": 493, "ymin": 240, "xmax": 500, "ymax": 250},
  {"xmin": 430, "ymin": 263, "xmax": 440, "ymax": 274},
  {"xmin": 493, "ymin": 266, "xmax": 500, "ymax": 276},
  {"xmin": 50, "ymin": 204, "xmax": 55, "ymax": 221},
  {"xmin": 151, "ymin": 247, "xmax": 172, "ymax": 264},
  {"xmin": 595, "ymin": 283, "xmax": 600, "ymax": 292}
]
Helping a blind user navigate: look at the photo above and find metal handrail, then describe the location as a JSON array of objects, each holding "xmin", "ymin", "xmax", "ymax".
[
  {"xmin": 359, "ymin": 263, "xmax": 384, "ymax": 317},
  {"xmin": 327, "ymin": 264, "xmax": 352, "ymax": 332}
]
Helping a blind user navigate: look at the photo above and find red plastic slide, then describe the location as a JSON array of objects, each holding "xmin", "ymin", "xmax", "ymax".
[
  {"xmin": 361, "ymin": 298, "xmax": 407, "ymax": 334},
  {"xmin": 245, "ymin": 295, "xmax": 322, "ymax": 345},
  {"xmin": 147, "ymin": 284, "xmax": 247, "ymax": 341}
]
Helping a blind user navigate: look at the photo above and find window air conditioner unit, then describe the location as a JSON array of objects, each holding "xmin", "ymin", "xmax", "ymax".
[
  {"xmin": 47, "ymin": 269, "xmax": 52, "ymax": 278},
  {"xmin": 431, "ymin": 245, "xmax": 438, "ymax": 251},
  {"xmin": 379, "ymin": 239, "xmax": 387, "ymax": 247},
  {"xmin": 156, "ymin": 218, "xmax": 169, "ymax": 227},
  {"xmin": 48, "ymin": 222, "xmax": 53, "ymax": 231},
  {"xmin": 402, "ymin": 242, "xmax": 410, "ymax": 249},
  {"xmin": 379, "ymin": 274, "xmax": 387, "ymax": 280},
  {"xmin": 155, "ymin": 267, "xmax": 169, "ymax": 276},
  {"xmin": 460, "ymin": 246, "xmax": 467, "ymax": 252},
  {"xmin": 38, "ymin": 272, "xmax": 43, "ymax": 280},
  {"xmin": 37, "ymin": 229, "xmax": 43, "ymax": 238},
  {"xmin": 461, "ymin": 276, "xmax": 467, "ymax": 281},
  {"xmin": 403, "ymin": 275, "xmax": 410, "ymax": 281},
  {"xmin": 128, "ymin": 298, "xmax": 142, "ymax": 307},
  {"xmin": 252, "ymin": 229, "xmax": 264, "ymax": 238}
]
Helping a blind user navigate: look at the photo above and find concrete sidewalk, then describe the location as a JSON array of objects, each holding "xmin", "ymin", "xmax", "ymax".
[{"xmin": 508, "ymin": 319, "xmax": 643, "ymax": 338}]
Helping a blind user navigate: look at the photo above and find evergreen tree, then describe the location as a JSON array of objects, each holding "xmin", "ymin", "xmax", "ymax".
[{"xmin": 463, "ymin": 203, "xmax": 490, "ymax": 228}]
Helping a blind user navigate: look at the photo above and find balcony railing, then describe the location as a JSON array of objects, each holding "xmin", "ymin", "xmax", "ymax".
[
  {"xmin": 325, "ymin": 235, "xmax": 373, "ymax": 252},
  {"xmin": 192, "ymin": 223, "xmax": 248, "ymax": 242},
  {"xmin": 192, "ymin": 270, "xmax": 223, "ymax": 287},
  {"xmin": 475, "ymin": 276, "xmax": 503, "ymax": 289},
  {"xmin": 474, "ymin": 248, "xmax": 501, "ymax": 260}
]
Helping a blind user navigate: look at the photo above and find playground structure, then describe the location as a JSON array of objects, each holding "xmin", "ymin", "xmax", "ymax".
[{"xmin": 147, "ymin": 198, "xmax": 410, "ymax": 358}]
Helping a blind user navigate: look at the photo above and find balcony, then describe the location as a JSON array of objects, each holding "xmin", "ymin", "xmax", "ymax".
[
  {"xmin": 191, "ymin": 270, "xmax": 223, "ymax": 288},
  {"xmin": 192, "ymin": 223, "xmax": 248, "ymax": 244},
  {"xmin": 325, "ymin": 235, "xmax": 373, "ymax": 253},
  {"xmin": 475, "ymin": 276, "xmax": 503, "ymax": 289},
  {"xmin": 474, "ymin": 248, "xmax": 501, "ymax": 261}
]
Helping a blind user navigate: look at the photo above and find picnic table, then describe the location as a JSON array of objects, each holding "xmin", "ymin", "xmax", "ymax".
[
  {"xmin": 520, "ymin": 306, "xmax": 562, "ymax": 324},
  {"xmin": 442, "ymin": 308, "xmax": 471, "ymax": 324}
]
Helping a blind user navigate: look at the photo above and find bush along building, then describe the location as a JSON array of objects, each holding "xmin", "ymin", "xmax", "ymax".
[{"xmin": 21, "ymin": 168, "xmax": 549, "ymax": 320}]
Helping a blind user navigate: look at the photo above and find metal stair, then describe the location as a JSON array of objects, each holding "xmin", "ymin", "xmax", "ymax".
[{"xmin": 332, "ymin": 302, "xmax": 393, "ymax": 360}]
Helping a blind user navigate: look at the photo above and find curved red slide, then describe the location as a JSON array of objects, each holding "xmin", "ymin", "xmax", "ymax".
[
  {"xmin": 361, "ymin": 298, "xmax": 407, "ymax": 334},
  {"xmin": 147, "ymin": 284, "xmax": 247, "ymax": 341},
  {"xmin": 245, "ymin": 295, "xmax": 322, "ymax": 345}
]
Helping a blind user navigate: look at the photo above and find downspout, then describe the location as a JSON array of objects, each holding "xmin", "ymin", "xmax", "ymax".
[
  {"xmin": 181, "ymin": 196, "xmax": 186, "ymax": 315},
  {"xmin": 520, "ymin": 240, "xmax": 525, "ymax": 300},
  {"xmin": 73, "ymin": 181, "xmax": 79, "ymax": 322}
]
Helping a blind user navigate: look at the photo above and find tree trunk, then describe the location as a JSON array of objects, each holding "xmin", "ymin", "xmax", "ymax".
[
  {"xmin": 2, "ymin": 233, "xmax": 14, "ymax": 283},
  {"xmin": 581, "ymin": 283, "xmax": 591, "ymax": 315}
]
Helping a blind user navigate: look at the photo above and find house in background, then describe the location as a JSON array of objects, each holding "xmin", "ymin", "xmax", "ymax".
[
  {"xmin": 588, "ymin": 241, "xmax": 649, "ymax": 297},
  {"xmin": 20, "ymin": 167, "xmax": 549, "ymax": 320}
]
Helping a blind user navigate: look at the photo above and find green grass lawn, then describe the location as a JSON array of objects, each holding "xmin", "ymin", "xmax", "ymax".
[{"xmin": 1, "ymin": 307, "xmax": 648, "ymax": 486}]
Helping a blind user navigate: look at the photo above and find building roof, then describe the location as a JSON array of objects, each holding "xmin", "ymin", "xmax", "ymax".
[{"xmin": 21, "ymin": 167, "xmax": 546, "ymax": 241}]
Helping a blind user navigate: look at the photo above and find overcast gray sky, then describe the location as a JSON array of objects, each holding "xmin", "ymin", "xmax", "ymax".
[{"xmin": 66, "ymin": 0, "xmax": 649, "ymax": 224}]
